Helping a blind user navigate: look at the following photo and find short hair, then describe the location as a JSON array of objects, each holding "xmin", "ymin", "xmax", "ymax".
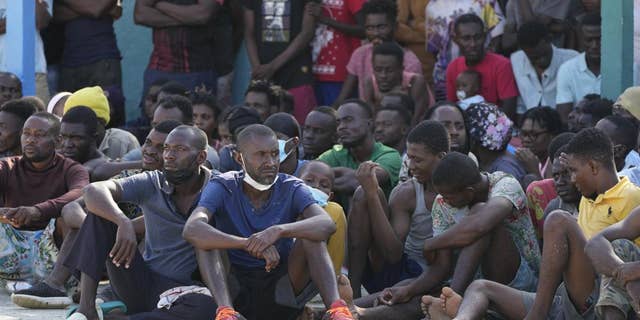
[
  {"xmin": 236, "ymin": 124, "xmax": 277, "ymax": 151},
  {"xmin": 313, "ymin": 106, "xmax": 338, "ymax": 120},
  {"xmin": 159, "ymin": 81, "xmax": 188, "ymax": 97},
  {"xmin": 361, "ymin": 0, "xmax": 397, "ymax": 23},
  {"xmin": 372, "ymin": 41, "xmax": 404, "ymax": 66},
  {"xmin": 520, "ymin": 106, "xmax": 564, "ymax": 135},
  {"xmin": 377, "ymin": 105, "xmax": 411, "ymax": 127},
  {"xmin": 170, "ymin": 125, "xmax": 208, "ymax": 151},
  {"xmin": 61, "ymin": 106, "xmax": 98, "ymax": 136},
  {"xmin": 457, "ymin": 70, "xmax": 482, "ymax": 86},
  {"xmin": 582, "ymin": 98, "xmax": 613, "ymax": 121},
  {"xmin": 227, "ymin": 106, "xmax": 262, "ymax": 138},
  {"xmin": 297, "ymin": 160, "xmax": 335, "ymax": 181},
  {"xmin": 382, "ymin": 92, "xmax": 415, "ymax": 113},
  {"xmin": 20, "ymin": 96, "xmax": 45, "ymax": 112},
  {"xmin": 582, "ymin": 13, "xmax": 602, "ymax": 28},
  {"xmin": 407, "ymin": 120, "xmax": 450, "ymax": 154},
  {"xmin": 454, "ymin": 13, "xmax": 485, "ymax": 33},
  {"xmin": 424, "ymin": 101, "xmax": 468, "ymax": 123},
  {"xmin": 0, "ymin": 72, "xmax": 21, "ymax": 87},
  {"xmin": 517, "ymin": 21, "xmax": 549, "ymax": 48},
  {"xmin": 190, "ymin": 91, "xmax": 222, "ymax": 119},
  {"xmin": 30, "ymin": 112, "xmax": 61, "ymax": 136},
  {"xmin": 564, "ymin": 128, "xmax": 614, "ymax": 169},
  {"xmin": 340, "ymin": 99, "xmax": 373, "ymax": 119},
  {"xmin": 548, "ymin": 132, "xmax": 576, "ymax": 159},
  {"xmin": 276, "ymin": 89, "xmax": 295, "ymax": 114},
  {"xmin": 581, "ymin": 93, "xmax": 601, "ymax": 102},
  {"xmin": 246, "ymin": 80, "xmax": 278, "ymax": 107},
  {"xmin": 0, "ymin": 100, "xmax": 37, "ymax": 123},
  {"xmin": 264, "ymin": 112, "xmax": 301, "ymax": 138},
  {"xmin": 432, "ymin": 152, "xmax": 482, "ymax": 190},
  {"xmin": 152, "ymin": 119, "xmax": 182, "ymax": 135},
  {"xmin": 156, "ymin": 95, "xmax": 193, "ymax": 124},
  {"xmin": 601, "ymin": 115, "xmax": 638, "ymax": 153}
]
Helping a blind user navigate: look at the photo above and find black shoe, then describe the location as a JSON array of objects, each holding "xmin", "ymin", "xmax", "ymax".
[{"xmin": 11, "ymin": 281, "xmax": 72, "ymax": 309}]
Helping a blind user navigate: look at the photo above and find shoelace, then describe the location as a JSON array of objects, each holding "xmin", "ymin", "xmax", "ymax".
[
  {"xmin": 326, "ymin": 305, "xmax": 354, "ymax": 320},
  {"xmin": 215, "ymin": 306, "xmax": 239, "ymax": 320}
]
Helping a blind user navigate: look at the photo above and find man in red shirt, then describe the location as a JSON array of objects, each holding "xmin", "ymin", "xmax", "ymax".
[
  {"xmin": 446, "ymin": 14, "xmax": 518, "ymax": 122},
  {"xmin": 308, "ymin": 0, "xmax": 366, "ymax": 106}
]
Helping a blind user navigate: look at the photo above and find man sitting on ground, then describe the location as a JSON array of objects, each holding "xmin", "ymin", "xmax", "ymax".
[
  {"xmin": 0, "ymin": 113, "xmax": 89, "ymax": 283},
  {"xmin": 375, "ymin": 152, "xmax": 540, "ymax": 313},
  {"xmin": 59, "ymin": 106, "xmax": 110, "ymax": 181},
  {"xmin": 11, "ymin": 120, "xmax": 183, "ymax": 309},
  {"xmin": 302, "ymin": 106, "xmax": 338, "ymax": 160},
  {"xmin": 426, "ymin": 128, "xmax": 640, "ymax": 320},
  {"xmin": 183, "ymin": 124, "xmax": 355, "ymax": 319},
  {"xmin": 61, "ymin": 126, "xmax": 220, "ymax": 319},
  {"xmin": 318, "ymin": 99, "xmax": 401, "ymax": 210}
]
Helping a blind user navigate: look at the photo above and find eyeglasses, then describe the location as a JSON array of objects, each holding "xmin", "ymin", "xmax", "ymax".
[{"xmin": 520, "ymin": 130, "xmax": 548, "ymax": 140}]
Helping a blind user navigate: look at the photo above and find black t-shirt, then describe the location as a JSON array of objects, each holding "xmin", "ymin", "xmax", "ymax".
[{"xmin": 244, "ymin": 0, "xmax": 314, "ymax": 89}]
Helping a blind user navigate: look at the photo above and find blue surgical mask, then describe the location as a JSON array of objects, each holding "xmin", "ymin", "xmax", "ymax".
[
  {"xmin": 308, "ymin": 186, "xmax": 330, "ymax": 207},
  {"xmin": 278, "ymin": 138, "xmax": 295, "ymax": 163}
]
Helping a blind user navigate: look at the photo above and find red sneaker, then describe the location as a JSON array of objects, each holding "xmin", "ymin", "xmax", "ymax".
[
  {"xmin": 326, "ymin": 299, "xmax": 355, "ymax": 320},
  {"xmin": 215, "ymin": 306, "xmax": 242, "ymax": 320}
]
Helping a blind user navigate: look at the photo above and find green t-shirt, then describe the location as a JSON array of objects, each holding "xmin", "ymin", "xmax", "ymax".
[{"xmin": 317, "ymin": 142, "xmax": 402, "ymax": 207}]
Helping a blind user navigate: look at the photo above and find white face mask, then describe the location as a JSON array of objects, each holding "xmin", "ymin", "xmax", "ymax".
[
  {"xmin": 278, "ymin": 138, "xmax": 295, "ymax": 163},
  {"xmin": 456, "ymin": 89, "xmax": 467, "ymax": 101},
  {"xmin": 240, "ymin": 154, "xmax": 278, "ymax": 191},
  {"xmin": 308, "ymin": 186, "xmax": 330, "ymax": 207}
]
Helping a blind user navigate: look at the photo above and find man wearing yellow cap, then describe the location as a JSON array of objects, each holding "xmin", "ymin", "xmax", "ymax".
[{"xmin": 64, "ymin": 87, "xmax": 140, "ymax": 160}]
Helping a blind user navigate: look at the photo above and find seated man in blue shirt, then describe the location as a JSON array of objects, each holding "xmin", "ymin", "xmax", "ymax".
[{"xmin": 184, "ymin": 124, "xmax": 355, "ymax": 320}]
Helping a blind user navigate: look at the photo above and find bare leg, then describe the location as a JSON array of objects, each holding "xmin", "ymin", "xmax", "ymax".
[
  {"xmin": 289, "ymin": 239, "xmax": 340, "ymax": 307},
  {"xmin": 75, "ymin": 272, "xmax": 100, "ymax": 319},
  {"xmin": 450, "ymin": 204, "xmax": 520, "ymax": 293},
  {"xmin": 45, "ymin": 228, "xmax": 79, "ymax": 291},
  {"xmin": 340, "ymin": 275, "xmax": 422, "ymax": 320},
  {"xmin": 196, "ymin": 249, "xmax": 234, "ymax": 308},
  {"xmin": 525, "ymin": 210, "xmax": 595, "ymax": 319},
  {"xmin": 452, "ymin": 280, "xmax": 527, "ymax": 320},
  {"xmin": 347, "ymin": 187, "xmax": 389, "ymax": 299}
]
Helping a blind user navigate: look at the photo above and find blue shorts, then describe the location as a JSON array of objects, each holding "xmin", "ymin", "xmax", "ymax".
[
  {"xmin": 362, "ymin": 254, "xmax": 423, "ymax": 294},
  {"xmin": 314, "ymin": 81, "xmax": 343, "ymax": 106}
]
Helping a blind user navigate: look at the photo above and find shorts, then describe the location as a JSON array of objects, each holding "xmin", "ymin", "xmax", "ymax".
[
  {"xmin": 362, "ymin": 253, "xmax": 423, "ymax": 294},
  {"xmin": 0, "ymin": 219, "xmax": 58, "ymax": 282},
  {"xmin": 508, "ymin": 255, "xmax": 538, "ymax": 292},
  {"xmin": 314, "ymin": 81, "xmax": 343, "ymax": 106},
  {"xmin": 230, "ymin": 264, "xmax": 318, "ymax": 320},
  {"xmin": 596, "ymin": 239, "xmax": 640, "ymax": 317},
  {"xmin": 521, "ymin": 280, "xmax": 599, "ymax": 320}
]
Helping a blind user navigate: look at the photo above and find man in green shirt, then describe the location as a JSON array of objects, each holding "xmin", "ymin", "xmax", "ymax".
[{"xmin": 317, "ymin": 99, "xmax": 402, "ymax": 210}]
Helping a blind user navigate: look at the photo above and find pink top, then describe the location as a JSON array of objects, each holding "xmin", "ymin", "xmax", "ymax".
[{"xmin": 347, "ymin": 43, "xmax": 422, "ymax": 99}]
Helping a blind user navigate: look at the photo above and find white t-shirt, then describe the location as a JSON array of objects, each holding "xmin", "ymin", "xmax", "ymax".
[{"xmin": 0, "ymin": 0, "xmax": 52, "ymax": 73}]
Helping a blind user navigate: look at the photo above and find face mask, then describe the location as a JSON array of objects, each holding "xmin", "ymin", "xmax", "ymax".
[
  {"xmin": 308, "ymin": 186, "xmax": 329, "ymax": 207},
  {"xmin": 163, "ymin": 155, "xmax": 198, "ymax": 185},
  {"xmin": 241, "ymin": 154, "xmax": 278, "ymax": 191},
  {"xmin": 278, "ymin": 138, "xmax": 295, "ymax": 163},
  {"xmin": 456, "ymin": 90, "xmax": 467, "ymax": 101}
]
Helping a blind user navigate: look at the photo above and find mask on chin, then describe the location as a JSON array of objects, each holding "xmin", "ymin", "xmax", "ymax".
[
  {"xmin": 456, "ymin": 90, "xmax": 467, "ymax": 101},
  {"xmin": 241, "ymin": 154, "xmax": 278, "ymax": 191},
  {"xmin": 307, "ymin": 186, "xmax": 329, "ymax": 207},
  {"xmin": 163, "ymin": 155, "xmax": 198, "ymax": 185}
]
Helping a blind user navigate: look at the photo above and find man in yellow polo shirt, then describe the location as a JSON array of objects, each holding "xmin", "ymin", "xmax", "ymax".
[{"xmin": 419, "ymin": 128, "xmax": 640, "ymax": 320}]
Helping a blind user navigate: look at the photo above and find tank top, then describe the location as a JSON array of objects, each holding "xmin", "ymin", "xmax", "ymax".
[{"xmin": 404, "ymin": 178, "xmax": 432, "ymax": 270}]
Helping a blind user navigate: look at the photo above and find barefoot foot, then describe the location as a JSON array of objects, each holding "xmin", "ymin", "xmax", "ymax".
[
  {"xmin": 421, "ymin": 296, "xmax": 452, "ymax": 320},
  {"xmin": 440, "ymin": 287, "xmax": 462, "ymax": 318},
  {"xmin": 336, "ymin": 275, "xmax": 359, "ymax": 319}
]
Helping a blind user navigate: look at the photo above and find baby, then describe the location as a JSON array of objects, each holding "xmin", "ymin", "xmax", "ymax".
[{"xmin": 455, "ymin": 70, "xmax": 485, "ymax": 110}]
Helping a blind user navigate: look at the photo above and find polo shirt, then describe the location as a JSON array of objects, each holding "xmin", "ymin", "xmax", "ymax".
[
  {"xmin": 556, "ymin": 53, "xmax": 602, "ymax": 105},
  {"xmin": 446, "ymin": 52, "xmax": 519, "ymax": 104},
  {"xmin": 577, "ymin": 177, "xmax": 640, "ymax": 245},
  {"xmin": 117, "ymin": 169, "xmax": 211, "ymax": 283},
  {"xmin": 198, "ymin": 172, "xmax": 316, "ymax": 268},
  {"xmin": 510, "ymin": 46, "xmax": 578, "ymax": 113}
]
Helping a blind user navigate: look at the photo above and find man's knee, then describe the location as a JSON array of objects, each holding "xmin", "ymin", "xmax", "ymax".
[{"xmin": 543, "ymin": 209, "xmax": 575, "ymax": 234}]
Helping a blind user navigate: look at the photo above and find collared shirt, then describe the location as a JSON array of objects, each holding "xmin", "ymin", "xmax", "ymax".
[
  {"xmin": 556, "ymin": 53, "xmax": 602, "ymax": 105},
  {"xmin": 117, "ymin": 168, "xmax": 212, "ymax": 283},
  {"xmin": 578, "ymin": 177, "xmax": 640, "ymax": 245},
  {"xmin": 511, "ymin": 45, "xmax": 578, "ymax": 113}
]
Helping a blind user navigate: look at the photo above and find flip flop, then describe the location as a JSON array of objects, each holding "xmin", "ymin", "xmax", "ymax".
[
  {"xmin": 65, "ymin": 305, "xmax": 104, "ymax": 320},
  {"xmin": 65, "ymin": 301, "xmax": 126, "ymax": 319}
]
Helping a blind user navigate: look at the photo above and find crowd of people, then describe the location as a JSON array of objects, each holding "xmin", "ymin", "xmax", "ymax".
[{"xmin": 3, "ymin": 0, "xmax": 640, "ymax": 319}]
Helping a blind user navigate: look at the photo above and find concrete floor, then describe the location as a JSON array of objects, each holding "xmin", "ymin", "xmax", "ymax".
[{"xmin": 0, "ymin": 289, "xmax": 66, "ymax": 320}]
